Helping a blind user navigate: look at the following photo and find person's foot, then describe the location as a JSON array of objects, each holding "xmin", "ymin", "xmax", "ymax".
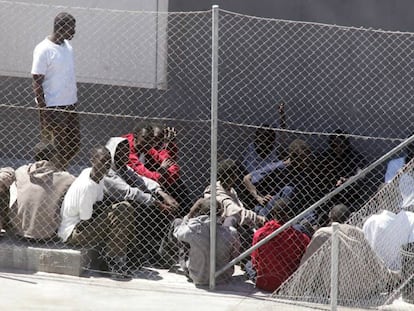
[
  {"xmin": 110, "ymin": 271, "xmax": 132, "ymax": 281},
  {"xmin": 108, "ymin": 256, "xmax": 132, "ymax": 281}
]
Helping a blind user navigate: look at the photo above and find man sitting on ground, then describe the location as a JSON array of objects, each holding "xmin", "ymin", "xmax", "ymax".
[
  {"xmin": 150, "ymin": 123, "xmax": 191, "ymax": 216},
  {"xmin": 9, "ymin": 143, "xmax": 75, "ymax": 241},
  {"xmin": 300, "ymin": 203, "xmax": 350, "ymax": 265},
  {"xmin": 243, "ymin": 139, "xmax": 321, "ymax": 236},
  {"xmin": 122, "ymin": 122, "xmax": 179, "ymax": 188},
  {"xmin": 243, "ymin": 139, "xmax": 320, "ymax": 218},
  {"xmin": 204, "ymin": 159, "xmax": 266, "ymax": 229},
  {"xmin": 280, "ymin": 205, "xmax": 399, "ymax": 303},
  {"xmin": 363, "ymin": 173, "xmax": 414, "ymax": 270},
  {"xmin": 242, "ymin": 102, "xmax": 287, "ymax": 175},
  {"xmin": 195, "ymin": 159, "xmax": 266, "ymax": 273},
  {"xmin": 104, "ymin": 137, "xmax": 179, "ymax": 267},
  {"xmin": 58, "ymin": 146, "xmax": 134, "ymax": 279},
  {"xmin": 249, "ymin": 199, "xmax": 310, "ymax": 292},
  {"xmin": 173, "ymin": 197, "xmax": 240, "ymax": 286},
  {"xmin": 204, "ymin": 159, "xmax": 266, "ymax": 255}
]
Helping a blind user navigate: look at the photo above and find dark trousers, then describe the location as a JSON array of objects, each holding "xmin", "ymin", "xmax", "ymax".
[
  {"xmin": 67, "ymin": 201, "xmax": 134, "ymax": 259},
  {"xmin": 40, "ymin": 104, "xmax": 80, "ymax": 169}
]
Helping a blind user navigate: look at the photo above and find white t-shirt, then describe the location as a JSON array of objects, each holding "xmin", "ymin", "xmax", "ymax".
[
  {"xmin": 363, "ymin": 210, "xmax": 414, "ymax": 270},
  {"xmin": 58, "ymin": 168, "xmax": 104, "ymax": 242},
  {"xmin": 31, "ymin": 37, "xmax": 77, "ymax": 107}
]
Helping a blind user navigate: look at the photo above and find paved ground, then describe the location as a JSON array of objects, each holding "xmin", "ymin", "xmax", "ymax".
[
  {"xmin": 1, "ymin": 268, "xmax": 413, "ymax": 311},
  {"xmin": 0, "ymin": 268, "xmax": 285, "ymax": 311}
]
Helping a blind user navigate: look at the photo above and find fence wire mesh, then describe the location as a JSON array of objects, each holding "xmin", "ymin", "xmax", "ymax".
[
  {"xmin": 0, "ymin": 1, "xmax": 413, "ymax": 308},
  {"xmin": 0, "ymin": 1, "xmax": 213, "ymax": 280},
  {"xmin": 274, "ymin": 159, "xmax": 414, "ymax": 308}
]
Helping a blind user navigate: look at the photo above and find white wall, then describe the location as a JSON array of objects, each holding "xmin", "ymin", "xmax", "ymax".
[{"xmin": 0, "ymin": 0, "xmax": 168, "ymax": 89}]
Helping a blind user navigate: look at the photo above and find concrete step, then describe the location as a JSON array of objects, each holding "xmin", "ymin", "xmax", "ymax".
[{"xmin": 0, "ymin": 236, "xmax": 93, "ymax": 276}]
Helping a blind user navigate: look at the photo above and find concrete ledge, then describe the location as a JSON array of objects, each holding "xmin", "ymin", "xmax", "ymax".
[{"xmin": 0, "ymin": 237, "xmax": 93, "ymax": 277}]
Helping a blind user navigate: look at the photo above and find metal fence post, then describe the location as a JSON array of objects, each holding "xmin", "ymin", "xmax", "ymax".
[
  {"xmin": 330, "ymin": 222, "xmax": 340, "ymax": 311},
  {"xmin": 209, "ymin": 4, "xmax": 219, "ymax": 290}
]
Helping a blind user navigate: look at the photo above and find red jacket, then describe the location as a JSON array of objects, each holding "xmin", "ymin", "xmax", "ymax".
[
  {"xmin": 251, "ymin": 220, "xmax": 310, "ymax": 292},
  {"xmin": 122, "ymin": 133, "xmax": 180, "ymax": 185}
]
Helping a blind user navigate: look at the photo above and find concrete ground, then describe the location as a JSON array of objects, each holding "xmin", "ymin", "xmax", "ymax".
[
  {"xmin": 1, "ymin": 268, "xmax": 413, "ymax": 311},
  {"xmin": 0, "ymin": 269, "xmax": 272, "ymax": 311},
  {"xmin": 0, "ymin": 268, "xmax": 281, "ymax": 311}
]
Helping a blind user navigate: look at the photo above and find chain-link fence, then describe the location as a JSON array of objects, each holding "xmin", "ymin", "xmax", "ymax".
[
  {"xmin": 0, "ymin": 0, "xmax": 413, "ymax": 308},
  {"xmin": 274, "ymin": 157, "xmax": 414, "ymax": 309},
  {"xmin": 0, "ymin": 0, "xmax": 213, "ymax": 279}
]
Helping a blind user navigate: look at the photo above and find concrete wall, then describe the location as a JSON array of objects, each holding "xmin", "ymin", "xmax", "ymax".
[
  {"xmin": 170, "ymin": 0, "xmax": 414, "ymax": 32},
  {"xmin": 1, "ymin": 0, "xmax": 169, "ymax": 88}
]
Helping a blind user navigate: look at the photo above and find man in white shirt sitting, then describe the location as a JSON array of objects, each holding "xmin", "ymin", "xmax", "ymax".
[
  {"xmin": 363, "ymin": 173, "xmax": 414, "ymax": 270},
  {"xmin": 103, "ymin": 137, "xmax": 179, "ymax": 268},
  {"xmin": 58, "ymin": 146, "xmax": 134, "ymax": 279}
]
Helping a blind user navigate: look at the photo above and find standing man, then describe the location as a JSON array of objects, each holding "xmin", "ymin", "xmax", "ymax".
[{"xmin": 31, "ymin": 12, "xmax": 80, "ymax": 170}]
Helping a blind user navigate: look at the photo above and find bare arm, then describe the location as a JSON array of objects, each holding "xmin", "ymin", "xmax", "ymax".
[
  {"xmin": 187, "ymin": 197, "xmax": 205, "ymax": 219},
  {"xmin": 32, "ymin": 74, "xmax": 46, "ymax": 108},
  {"xmin": 243, "ymin": 173, "xmax": 272, "ymax": 206},
  {"xmin": 156, "ymin": 189, "xmax": 179, "ymax": 213},
  {"xmin": 157, "ymin": 158, "xmax": 175, "ymax": 185}
]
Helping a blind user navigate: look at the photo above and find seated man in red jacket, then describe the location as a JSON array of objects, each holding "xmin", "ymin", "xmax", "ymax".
[
  {"xmin": 250, "ymin": 198, "xmax": 310, "ymax": 292},
  {"xmin": 123, "ymin": 122, "xmax": 179, "ymax": 185},
  {"xmin": 123, "ymin": 122, "xmax": 189, "ymax": 215}
]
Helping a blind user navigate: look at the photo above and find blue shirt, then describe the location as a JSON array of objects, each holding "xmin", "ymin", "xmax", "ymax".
[{"xmin": 385, "ymin": 156, "xmax": 406, "ymax": 183}]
